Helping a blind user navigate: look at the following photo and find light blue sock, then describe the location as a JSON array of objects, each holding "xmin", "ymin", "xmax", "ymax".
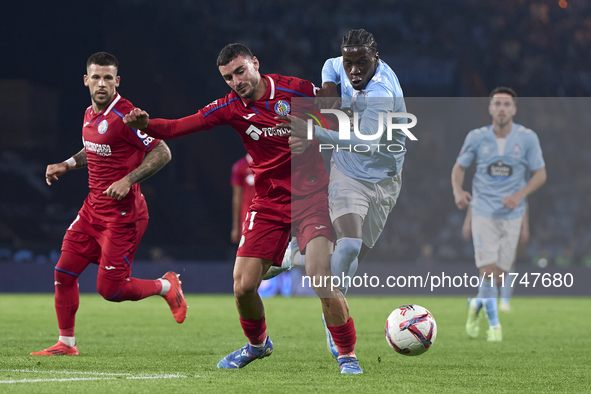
[
  {"xmin": 476, "ymin": 279, "xmax": 500, "ymax": 326},
  {"xmin": 500, "ymin": 271, "xmax": 515, "ymax": 303},
  {"xmin": 331, "ymin": 238, "xmax": 362, "ymax": 294}
]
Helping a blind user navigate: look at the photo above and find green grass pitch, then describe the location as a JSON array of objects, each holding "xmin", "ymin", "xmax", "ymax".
[{"xmin": 1, "ymin": 294, "xmax": 589, "ymax": 393}]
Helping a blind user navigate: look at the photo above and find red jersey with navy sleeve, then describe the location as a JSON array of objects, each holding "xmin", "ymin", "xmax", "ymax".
[
  {"xmin": 80, "ymin": 93, "xmax": 162, "ymax": 223},
  {"xmin": 144, "ymin": 74, "xmax": 328, "ymax": 212}
]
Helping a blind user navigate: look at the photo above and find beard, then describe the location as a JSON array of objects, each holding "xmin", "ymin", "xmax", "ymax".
[
  {"xmin": 91, "ymin": 90, "xmax": 112, "ymax": 106},
  {"xmin": 236, "ymin": 84, "xmax": 255, "ymax": 99}
]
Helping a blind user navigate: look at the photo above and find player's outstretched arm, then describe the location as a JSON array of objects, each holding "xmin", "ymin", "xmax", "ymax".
[
  {"xmin": 124, "ymin": 108, "xmax": 209, "ymax": 140},
  {"xmin": 45, "ymin": 148, "xmax": 87, "ymax": 185},
  {"xmin": 451, "ymin": 162, "xmax": 472, "ymax": 210},
  {"xmin": 103, "ymin": 141, "xmax": 172, "ymax": 200}
]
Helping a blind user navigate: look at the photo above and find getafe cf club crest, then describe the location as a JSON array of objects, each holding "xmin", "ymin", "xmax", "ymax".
[
  {"xmin": 274, "ymin": 100, "xmax": 290, "ymax": 116},
  {"xmin": 98, "ymin": 120, "xmax": 109, "ymax": 134}
]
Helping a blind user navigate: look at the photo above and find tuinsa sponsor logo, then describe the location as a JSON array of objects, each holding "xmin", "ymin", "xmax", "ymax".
[{"xmin": 84, "ymin": 140, "xmax": 112, "ymax": 157}]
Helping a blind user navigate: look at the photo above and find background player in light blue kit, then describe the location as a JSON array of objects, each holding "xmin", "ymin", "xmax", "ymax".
[{"xmin": 451, "ymin": 87, "xmax": 546, "ymax": 341}]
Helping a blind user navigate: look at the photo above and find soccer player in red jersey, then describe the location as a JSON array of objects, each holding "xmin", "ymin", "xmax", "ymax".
[
  {"xmin": 31, "ymin": 52, "xmax": 187, "ymax": 356},
  {"xmin": 230, "ymin": 153, "xmax": 255, "ymax": 244},
  {"xmin": 124, "ymin": 44, "xmax": 361, "ymax": 373}
]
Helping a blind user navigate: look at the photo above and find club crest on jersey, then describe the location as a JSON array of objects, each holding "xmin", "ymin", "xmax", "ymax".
[
  {"xmin": 513, "ymin": 143, "xmax": 521, "ymax": 157},
  {"xmin": 98, "ymin": 120, "xmax": 108, "ymax": 134},
  {"xmin": 274, "ymin": 100, "xmax": 290, "ymax": 116}
]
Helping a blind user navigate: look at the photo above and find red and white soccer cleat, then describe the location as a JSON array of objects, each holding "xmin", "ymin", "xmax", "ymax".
[
  {"xmin": 30, "ymin": 341, "xmax": 79, "ymax": 356},
  {"xmin": 161, "ymin": 271, "xmax": 187, "ymax": 323}
]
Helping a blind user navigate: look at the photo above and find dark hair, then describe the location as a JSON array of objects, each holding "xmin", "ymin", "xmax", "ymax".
[
  {"xmin": 341, "ymin": 29, "xmax": 378, "ymax": 54},
  {"xmin": 217, "ymin": 43, "xmax": 253, "ymax": 67},
  {"xmin": 489, "ymin": 86, "xmax": 517, "ymax": 103},
  {"xmin": 86, "ymin": 52, "xmax": 119, "ymax": 71}
]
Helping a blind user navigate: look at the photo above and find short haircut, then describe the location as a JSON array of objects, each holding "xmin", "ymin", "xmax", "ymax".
[
  {"xmin": 341, "ymin": 29, "xmax": 378, "ymax": 54},
  {"xmin": 86, "ymin": 52, "xmax": 119, "ymax": 71},
  {"xmin": 489, "ymin": 86, "xmax": 517, "ymax": 103},
  {"xmin": 217, "ymin": 43, "xmax": 253, "ymax": 67}
]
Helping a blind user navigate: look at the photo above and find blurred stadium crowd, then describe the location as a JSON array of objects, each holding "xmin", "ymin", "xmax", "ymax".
[{"xmin": 1, "ymin": 0, "xmax": 590, "ymax": 267}]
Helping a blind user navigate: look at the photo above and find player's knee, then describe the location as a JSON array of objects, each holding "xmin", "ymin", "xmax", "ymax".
[
  {"xmin": 233, "ymin": 279, "xmax": 259, "ymax": 299},
  {"xmin": 96, "ymin": 276, "xmax": 125, "ymax": 302},
  {"xmin": 335, "ymin": 238, "xmax": 363, "ymax": 261},
  {"xmin": 54, "ymin": 269, "xmax": 78, "ymax": 287},
  {"xmin": 54, "ymin": 251, "xmax": 86, "ymax": 287}
]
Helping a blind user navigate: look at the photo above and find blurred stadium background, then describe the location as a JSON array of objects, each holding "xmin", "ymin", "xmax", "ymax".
[{"xmin": 1, "ymin": 0, "xmax": 590, "ymax": 293}]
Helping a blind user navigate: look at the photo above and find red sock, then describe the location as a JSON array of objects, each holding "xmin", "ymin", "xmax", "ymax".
[
  {"xmin": 327, "ymin": 317, "xmax": 357, "ymax": 356},
  {"xmin": 239, "ymin": 317, "xmax": 267, "ymax": 345},
  {"xmin": 55, "ymin": 271, "xmax": 79, "ymax": 338},
  {"xmin": 109, "ymin": 278, "xmax": 162, "ymax": 301}
]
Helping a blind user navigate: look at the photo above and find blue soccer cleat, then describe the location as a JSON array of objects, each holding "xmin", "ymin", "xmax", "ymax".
[
  {"xmin": 338, "ymin": 356, "xmax": 363, "ymax": 374},
  {"xmin": 217, "ymin": 336, "xmax": 273, "ymax": 369},
  {"xmin": 322, "ymin": 314, "xmax": 339, "ymax": 360}
]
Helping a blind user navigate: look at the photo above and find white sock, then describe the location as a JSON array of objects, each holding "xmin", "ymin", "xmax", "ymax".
[
  {"xmin": 59, "ymin": 336, "xmax": 75, "ymax": 347},
  {"xmin": 159, "ymin": 278, "xmax": 171, "ymax": 295}
]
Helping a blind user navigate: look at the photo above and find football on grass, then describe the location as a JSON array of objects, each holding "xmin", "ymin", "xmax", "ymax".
[{"xmin": 385, "ymin": 304, "xmax": 437, "ymax": 356}]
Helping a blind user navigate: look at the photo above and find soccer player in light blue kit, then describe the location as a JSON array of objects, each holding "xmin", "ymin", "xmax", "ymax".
[
  {"xmin": 451, "ymin": 87, "xmax": 546, "ymax": 341},
  {"xmin": 279, "ymin": 29, "xmax": 408, "ymax": 370}
]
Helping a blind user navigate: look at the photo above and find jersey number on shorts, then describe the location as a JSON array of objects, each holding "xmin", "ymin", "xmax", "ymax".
[
  {"xmin": 67, "ymin": 215, "xmax": 81, "ymax": 231},
  {"xmin": 247, "ymin": 211, "xmax": 257, "ymax": 230}
]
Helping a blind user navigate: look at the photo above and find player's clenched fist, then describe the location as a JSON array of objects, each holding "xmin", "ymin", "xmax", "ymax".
[
  {"xmin": 289, "ymin": 136, "xmax": 311, "ymax": 155},
  {"xmin": 453, "ymin": 190, "xmax": 472, "ymax": 210},
  {"xmin": 103, "ymin": 177, "xmax": 132, "ymax": 200},
  {"xmin": 123, "ymin": 108, "xmax": 150, "ymax": 130}
]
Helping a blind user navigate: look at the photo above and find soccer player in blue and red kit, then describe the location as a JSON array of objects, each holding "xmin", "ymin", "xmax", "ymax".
[
  {"xmin": 124, "ymin": 44, "xmax": 361, "ymax": 373},
  {"xmin": 31, "ymin": 52, "xmax": 187, "ymax": 356}
]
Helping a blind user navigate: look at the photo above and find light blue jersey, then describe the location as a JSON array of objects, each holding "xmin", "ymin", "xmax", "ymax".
[
  {"xmin": 456, "ymin": 123, "xmax": 545, "ymax": 219},
  {"xmin": 315, "ymin": 57, "xmax": 406, "ymax": 183}
]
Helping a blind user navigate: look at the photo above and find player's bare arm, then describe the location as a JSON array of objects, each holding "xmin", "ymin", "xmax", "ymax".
[
  {"xmin": 519, "ymin": 203, "xmax": 530, "ymax": 243},
  {"xmin": 451, "ymin": 162, "xmax": 472, "ymax": 209},
  {"xmin": 123, "ymin": 108, "xmax": 150, "ymax": 130},
  {"xmin": 462, "ymin": 205, "xmax": 472, "ymax": 240},
  {"xmin": 502, "ymin": 167, "xmax": 547, "ymax": 210},
  {"xmin": 103, "ymin": 141, "xmax": 171, "ymax": 200},
  {"xmin": 315, "ymin": 82, "xmax": 340, "ymax": 110},
  {"xmin": 45, "ymin": 148, "xmax": 87, "ymax": 186}
]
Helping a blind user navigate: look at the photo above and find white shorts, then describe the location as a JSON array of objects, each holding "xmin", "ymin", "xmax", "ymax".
[
  {"xmin": 328, "ymin": 161, "xmax": 402, "ymax": 248},
  {"xmin": 471, "ymin": 215, "xmax": 522, "ymax": 271}
]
